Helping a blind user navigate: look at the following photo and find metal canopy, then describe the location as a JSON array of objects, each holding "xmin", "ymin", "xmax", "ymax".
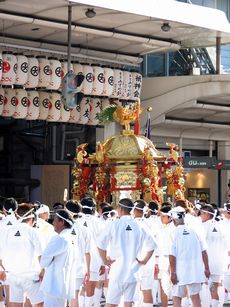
[{"xmin": 1, "ymin": 0, "xmax": 230, "ymax": 64}]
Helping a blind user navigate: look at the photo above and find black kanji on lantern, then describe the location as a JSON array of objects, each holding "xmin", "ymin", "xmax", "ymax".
[
  {"xmin": 11, "ymin": 96, "xmax": 17, "ymax": 106},
  {"xmin": 0, "ymin": 95, "xmax": 3, "ymax": 105},
  {"xmin": 21, "ymin": 97, "xmax": 28, "ymax": 107},
  {"xmin": 33, "ymin": 97, "xmax": 39, "ymax": 107},
  {"xmin": 13, "ymin": 63, "xmax": 17, "ymax": 73},
  {"xmin": 83, "ymin": 109, "xmax": 90, "ymax": 119},
  {"xmin": 98, "ymin": 73, "xmax": 105, "ymax": 83},
  {"xmin": 55, "ymin": 100, "xmax": 61, "ymax": 110},
  {"xmin": 86, "ymin": 73, "xmax": 93, "ymax": 83},
  {"xmin": 55, "ymin": 67, "xmax": 62, "ymax": 77},
  {"xmin": 43, "ymin": 65, "xmax": 51, "ymax": 75},
  {"xmin": 108, "ymin": 76, "xmax": 113, "ymax": 86},
  {"xmin": 42, "ymin": 98, "xmax": 49, "ymax": 108},
  {"xmin": 31, "ymin": 66, "xmax": 39, "ymax": 77},
  {"xmin": 21, "ymin": 62, "xmax": 28, "ymax": 73}
]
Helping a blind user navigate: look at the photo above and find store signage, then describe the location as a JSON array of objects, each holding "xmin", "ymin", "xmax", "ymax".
[{"xmin": 183, "ymin": 157, "xmax": 214, "ymax": 168}]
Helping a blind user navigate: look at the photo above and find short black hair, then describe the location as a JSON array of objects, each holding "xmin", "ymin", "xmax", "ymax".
[
  {"xmin": 66, "ymin": 199, "xmax": 82, "ymax": 215},
  {"xmin": 148, "ymin": 200, "xmax": 159, "ymax": 215},
  {"xmin": 81, "ymin": 197, "xmax": 96, "ymax": 215},
  {"xmin": 160, "ymin": 205, "xmax": 171, "ymax": 214},
  {"xmin": 53, "ymin": 202, "xmax": 64, "ymax": 210},
  {"xmin": 119, "ymin": 198, "xmax": 133, "ymax": 213},
  {"xmin": 4, "ymin": 198, "xmax": 18, "ymax": 213},
  {"xmin": 134, "ymin": 199, "xmax": 146, "ymax": 211},
  {"xmin": 56, "ymin": 209, "xmax": 74, "ymax": 228},
  {"xmin": 202, "ymin": 204, "xmax": 215, "ymax": 215}
]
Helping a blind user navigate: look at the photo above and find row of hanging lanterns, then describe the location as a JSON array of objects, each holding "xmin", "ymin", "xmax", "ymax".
[
  {"xmin": 0, "ymin": 51, "xmax": 142, "ymax": 100},
  {"xmin": 0, "ymin": 87, "xmax": 120, "ymax": 125}
]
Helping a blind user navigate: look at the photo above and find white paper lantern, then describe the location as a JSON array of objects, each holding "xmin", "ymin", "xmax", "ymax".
[
  {"xmin": 26, "ymin": 90, "xmax": 39, "ymax": 120},
  {"xmin": 13, "ymin": 88, "xmax": 28, "ymax": 119},
  {"xmin": 25, "ymin": 56, "xmax": 39, "ymax": 88},
  {"xmin": 37, "ymin": 56, "xmax": 51, "ymax": 88},
  {"xmin": 2, "ymin": 87, "xmax": 16, "ymax": 117},
  {"xmin": 82, "ymin": 65, "xmax": 93, "ymax": 95},
  {"xmin": 38, "ymin": 91, "xmax": 50, "ymax": 120},
  {"xmin": 47, "ymin": 92, "xmax": 61, "ymax": 122},
  {"xmin": 102, "ymin": 67, "xmax": 114, "ymax": 97},
  {"xmin": 68, "ymin": 105, "xmax": 80, "ymax": 123},
  {"xmin": 92, "ymin": 65, "xmax": 104, "ymax": 96},
  {"xmin": 78, "ymin": 96, "xmax": 90, "ymax": 124},
  {"xmin": 111, "ymin": 69, "xmax": 123, "ymax": 99},
  {"xmin": 0, "ymin": 52, "xmax": 3, "ymax": 81},
  {"xmin": 60, "ymin": 60, "xmax": 73, "ymax": 80},
  {"xmin": 73, "ymin": 62, "xmax": 83, "ymax": 91},
  {"xmin": 88, "ymin": 97, "xmax": 101, "ymax": 126},
  {"xmin": 131, "ymin": 72, "xmax": 142, "ymax": 100},
  {"xmin": 47, "ymin": 58, "xmax": 62, "ymax": 90},
  {"xmin": 15, "ymin": 54, "xmax": 29, "ymax": 85},
  {"xmin": 121, "ymin": 71, "xmax": 132, "ymax": 100},
  {"xmin": 1, "ymin": 52, "xmax": 17, "ymax": 86},
  {"xmin": 0, "ymin": 87, "xmax": 4, "ymax": 115},
  {"xmin": 59, "ymin": 101, "xmax": 70, "ymax": 122},
  {"xmin": 101, "ymin": 97, "xmax": 110, "ymax": 109}
]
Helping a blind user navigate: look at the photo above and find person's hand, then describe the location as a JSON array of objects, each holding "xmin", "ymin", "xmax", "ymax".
[
  {"xmin": 39, "ymin": 268, "xmax": 45, "ymax": 282},
  {"xmin": 204, "ymin": 267, "xmax": 210, "ymax": 279},
  {"xmin": 84, "ymin": 271, "xmax": 90, "ymax": 283},
  {"xmin": 99, "ymin": 265, "xmax": 105, "ymax": 276},
  {"xmin": 154, "ymin": 264, "xmax": 159, "ymax": 279},
  {"xmin": 171, "ymin": 272, "xmax": 178, "ymax": 285},
  {"xmin": 0, "ymin": 271, "xmax": 6, "ymax": 281}
]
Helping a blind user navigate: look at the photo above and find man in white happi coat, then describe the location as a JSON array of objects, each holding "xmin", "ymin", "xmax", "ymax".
[
  {"xmin": 79, "ymin": 197, "xmax": 105, "ymax": 307},
  {"xmin": 200, "ymin": 204, "xmax": 229, "ymax": 307},
  {"xmin": 35, "ymin": 203, "xmax": 56, "ymax": 249},
  {"xmin": 222, "ymin": 201, "xmax": 230, "ymax": 303},
  {"xmin": 40, "ymin": 209, "xmax": 76, "ymax": 307},
  {"xmin": 155, "ymin": 204, "xmax": 175, "ymax": 307},
  {"xmin": 132, "ymin": 199, "xmax": 156, "ymax": 307},
  {"xmin": 97, "ymin": 198, "xmax": 157, "ymax": 307},
  {"xmin": 65, "ymin": 199, "xmax": 91, "ymax": 307},
  {"xmin": 169, "ymin": 206, "xmax": 210, "ymax": 307},
  {"xmin": 1, "ymin": 197, "xmax": 18, "ymax": 227},
  {"xmin": 0, "ymin": 203, "xmax": 44, "ymax": 307}
]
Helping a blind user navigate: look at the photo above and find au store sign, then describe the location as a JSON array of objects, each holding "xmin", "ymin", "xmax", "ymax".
[{"xmin": 183, "ymin": 157, "xmax": 214, "ymax": 168}]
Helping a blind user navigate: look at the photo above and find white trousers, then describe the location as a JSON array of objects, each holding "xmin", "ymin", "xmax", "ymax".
[{"xmin": 43, "ymin": 294, "xmax": 66, "ymax": 307}]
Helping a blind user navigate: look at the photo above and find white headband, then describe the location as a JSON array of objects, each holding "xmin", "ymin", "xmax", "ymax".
[
  {"xmin": 118, "ymin": 202, "xmax": 133, "ymax": 209},
  {"xmin": 17, "ymin": 208, "xmax": 35, "ymax": 222},
  {"xmin": 201, "ymin": 208, "xmax": 217, "ymax": 220},
  {"xmin": 56, "ymin": 212, "xmax": 73, "ymax": 226},
  {"xmin": 82, "ymin": 205, "xmax": 94, "ymax": 210},
  {"xmin": 160, "ymin": 211, "xmax": 171, "ymax": 217}
]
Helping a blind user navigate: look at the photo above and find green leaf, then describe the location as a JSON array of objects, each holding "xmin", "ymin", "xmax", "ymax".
[{"xmin": 96, "ymin": 105, "xmax": 118, "ymax": 124}]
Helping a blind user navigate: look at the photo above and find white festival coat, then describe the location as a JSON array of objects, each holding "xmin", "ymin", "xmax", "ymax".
[{"xmin": 40, "ymin": 228, "xmax": 75, "ymax": 300}]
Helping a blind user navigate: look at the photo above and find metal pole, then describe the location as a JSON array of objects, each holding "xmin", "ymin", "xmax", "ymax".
[
  {"xmin": 67, "ymin": 3, "xmax": 72, "ymax": 72},
  {"xmin": 216, "ymin": 36, "xmax": 221, "ymax": 74}
]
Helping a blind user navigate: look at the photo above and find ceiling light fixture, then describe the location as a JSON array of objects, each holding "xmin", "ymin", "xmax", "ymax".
[
  {"xmin": 85, "ymin": 8, "xmax": 96, "ymax": 18},
  {"xmin": 161, "ymin": 22, "xmax": 171, "ymax": 32}
]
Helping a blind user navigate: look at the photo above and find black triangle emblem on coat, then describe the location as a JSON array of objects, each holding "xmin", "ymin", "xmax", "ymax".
[
  {"xmin": 7, "ymin": 221, "xmax": 13, "ymax": 225},
  {"xmin": 126, "ymin": 225, "xmax": 132, "ymax": 231},
  {"xmin": 212, "ymin": 227, "xmax": 218, "ymax": 232},
  {"xmin": 83, "ymin": 221, "xmax": 88, "ymax": 227},
  {"xmin": 183, "ymin": 230, "xmax": 189, "ymax": 235},
  {"xmin": 14, "ymin": 230, "xmax": 21, "ymax": 236},
  {"xmin": 71, "ymin": 228, "xmax": 76, "ymax": 235}
]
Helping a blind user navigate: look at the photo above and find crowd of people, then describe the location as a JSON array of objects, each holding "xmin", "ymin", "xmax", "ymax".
[{"xmin": 0, "ymin": 195, "xmax": 230, "ymax": 307}]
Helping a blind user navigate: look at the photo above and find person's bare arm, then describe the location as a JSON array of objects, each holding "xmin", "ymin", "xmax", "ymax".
[
  {"xmin": 169, "ymin": 255, "xmax": 178, "ymax": 285},
  {"xmin": 202, "ymin": 250, "xmax": 210, "ymax": 278}
]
